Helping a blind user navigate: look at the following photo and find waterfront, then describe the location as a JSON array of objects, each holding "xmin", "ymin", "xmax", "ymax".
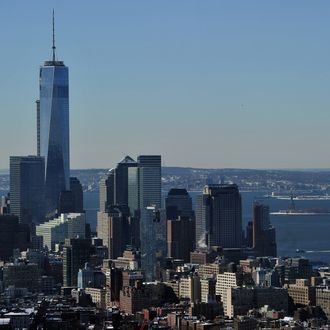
[{"xmin": 84, "ymin": 190, "xmax": 330, "ymax": 264}]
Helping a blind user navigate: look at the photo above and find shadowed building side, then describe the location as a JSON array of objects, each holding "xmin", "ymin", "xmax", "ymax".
[{"xmin": 10, "ymin": 156, "xmax": 45, "ymax": 226}]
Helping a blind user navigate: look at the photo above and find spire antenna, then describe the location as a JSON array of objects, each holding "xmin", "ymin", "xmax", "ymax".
[{"xmin": 52, "ymin": 9, "xmax": 56, "ymax": 62}]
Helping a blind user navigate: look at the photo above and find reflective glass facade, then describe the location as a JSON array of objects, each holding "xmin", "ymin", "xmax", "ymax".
[
  {"xmin": 140, "ymin": 206, "xmax": 166, "ymax": 281},
  {"xmin": 137, "ymin": 155, "xmax": 161, "ymax": 209},
  {"xmin": 39, "ymin": 61, "xmax": 69, "ymax": 216}
]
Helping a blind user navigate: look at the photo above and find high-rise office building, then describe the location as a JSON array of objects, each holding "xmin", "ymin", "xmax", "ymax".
[
  {"xmin": 63, "ymin": 238, "xmax": 91, "ymax": 287},
  {"xmin": 10, "ymin": 156, "xmax": 45, "ymax": 226},
  {"xmin": 99, "ymin": 156, "xmax": 137, "ymax": 214},
  {"xmin": 137, "ymin": 155, "xmax": 161, "ymax": 209},
  {"xmin": 98, "ymin": 155, "xmax": 162, "ymax": 276},
  {"xmin": 0, "ymin": 215, "xmax": 30, "ymax": 261},
  {"xmin": 58, "ymin": 177, "xmax": 84, "ymax": 214},
  {"xmin": 128, "ymin": 166, "xmax": 139, "ymax": 215},
  {"xmin": 196, "ymin": 184, "xmax": 242, "ymax": 249},
  {"xmin": 39, "ymin": 13, "xmax": 70, "ymax": 216},
  {"xmin": 167, "ymin": 217, "xmax": 195, "ymax": 263},
  {"xmin": 99, "ymin": 169, "xmax": 115, "ymax": 213},
  {"xmin": 165, "ymin": 188, "xmax": 193, "ymax": 220},
  {"xmin": 70, "ymin": 177, "xmax": 84, "ymax": 212},
  {"xmin": 252, "ymin": 202, "xmax": 277, "ymax": 257},
  {"xmin": 114, "ymin": 156, "xmax": 137, "ymax": 206},
  {"xmin": 97, "ymin": 206, "xmax": 131, "ymax": 259},
  {"xmin": 140, "ymin": 206, "xmax": 166, "ymax": 281},
  {"xmin": 101, "ymin": 155, "xmax": 161, "ymax": 216}
]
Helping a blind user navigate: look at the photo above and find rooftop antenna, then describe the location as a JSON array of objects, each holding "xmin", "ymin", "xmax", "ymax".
[{"xmin": 52, "ymin": 9, "xmax": 56, "ymax": 62}]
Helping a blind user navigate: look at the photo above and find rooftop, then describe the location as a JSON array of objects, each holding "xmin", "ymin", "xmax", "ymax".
[{"xmin": 168, "ymin": 188, "xmax": 189, "ymax": 196}]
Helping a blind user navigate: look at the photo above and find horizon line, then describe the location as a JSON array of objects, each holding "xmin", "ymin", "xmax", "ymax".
[{"xmin": 2, "ymin": 166, "xmax": 330, "ymax": 174}]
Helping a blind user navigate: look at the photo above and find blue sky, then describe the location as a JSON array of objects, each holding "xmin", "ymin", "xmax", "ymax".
[{"xmin": 0, "ymin": 1, "xmax": 330, "ymax": 169}]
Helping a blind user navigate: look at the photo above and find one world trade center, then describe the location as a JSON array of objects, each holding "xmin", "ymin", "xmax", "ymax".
[{"xmin": 38, "ymin": 12, "xmax": 70, "ymax": 217}]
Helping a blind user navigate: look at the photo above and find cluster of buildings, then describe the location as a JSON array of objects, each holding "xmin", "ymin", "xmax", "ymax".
[{"xmin": 2, "ymin": 15, "xmax": 330, "ymax": 330}]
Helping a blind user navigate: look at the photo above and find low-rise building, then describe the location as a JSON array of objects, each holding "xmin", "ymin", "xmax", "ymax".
[
  {"xmin": 288, "ymin": 279, "xmax": 316, "ymax": 306},
  {"xmin": 4, "ymin": 309, "xmax": 35, "ymax": 329},
  {"xmin": 226, "ymin": 286, "xmax": 288, "ymax": 318},
  {"xmin": 3, "ymin": 262, "xmax": 39, "ymax": 291},
  {"xmin": 233, "ymin": 316, "xmax": 258, "ymax": 330},
  {"xmin": 85, "ymin": 287, "xmax": 107, "ymax": 309},
  {"xmin": 216, "ymin": 272, "xmax": 241, "ymax": 316},
  {"xmin": 120, "ymin": 285, "xmax": 151, "ymax": 314},
  {"xmin": 198, "ymin": 263, "xmax": 222, "ymax": 279},
  {"xmin": 179, "ymin": 274, "xmax": 201, "ymax": 302},
  {"xmin": 200, "ymin": 278, "xmax": 216, "ymax": 303},
  {"xmin": 36, "ymin": 213, "xmax": 85, "ymax": 250},
  {"xmin": 164, "ymin": 280, "xmax": 180, "ymax": 299},
  {"xmin": 316, "ymin": 287, "xmax": 330, "ymax": 319}
]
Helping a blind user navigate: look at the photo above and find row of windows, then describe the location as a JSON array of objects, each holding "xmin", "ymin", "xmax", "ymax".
[{"xmin": 40, "ymin": 85, "xmax": 69, "ymax": 98}]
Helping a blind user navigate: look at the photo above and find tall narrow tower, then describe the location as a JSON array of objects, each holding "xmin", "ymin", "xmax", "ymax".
[{"xmin": 39, "ymin": 11, "xmax": 70, "ymax": 217}]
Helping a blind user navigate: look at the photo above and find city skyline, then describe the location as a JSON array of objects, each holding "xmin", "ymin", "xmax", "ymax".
[
  {"xmin": 2, "ymin": 3, "xmax": 330, "ymax": 326},
  {"xmin": 1, "ymin": 1, "xmax": 330, "ymax": 169}
]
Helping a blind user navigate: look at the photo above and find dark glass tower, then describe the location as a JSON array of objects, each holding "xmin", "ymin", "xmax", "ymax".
[
  {"xmin": 10, "ymin": 156, "xmax": 45, "ymax": 226},
  {"xmin": 165, "ymin": 188, "xmax": 193, "ymax": 220},
  {"xmin": 137, "ymin": 155, "xmax": 161, "ymax": 209},
  {"xmin": 196, "ymin": 184, "xmax": 242, "ymax": 249},
  {"xmin": 39, "ymin": 13, "xmax": 70, "ymax": 217},
  {"xmin": 63, "ymin": 238, "xmax": 91, "ymax": 287},
  {"xmin": 252, "ymin": 201, "xmax": 277, "ymax": 257},
  {"xmin": 114, "ymin": 156, "xmax": 137, "ymax": 206},
  {"xmin": 99, "ymin": 156, "xmax": 137, "ymax": 214}
]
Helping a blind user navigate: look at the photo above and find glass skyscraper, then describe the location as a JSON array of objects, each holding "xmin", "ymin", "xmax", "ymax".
[
  {"xmin": 39, "ymin": 19, "xmax": 70, "ymax": 217},
  {"xmin": 196, "ymin": 184, "xmax": 242, "ymax": 249},
  {"xmin": 137, "ymin": 155, "xmax": 161, "ymax": 209},
  {"xmin": 10, "ymin": 156, "xmax": 45, "ymax": 226}
]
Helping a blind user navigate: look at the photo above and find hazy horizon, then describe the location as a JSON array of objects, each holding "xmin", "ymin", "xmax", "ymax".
[
  {"xmin": 1, "ymin": 1, "xmax": 330, "ymax": 169},
  {"xmin": 3, "ymin": 166, "xmax": 330, "ymax": 175}
]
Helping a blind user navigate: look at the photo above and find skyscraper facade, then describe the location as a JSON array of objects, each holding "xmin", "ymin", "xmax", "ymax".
[
  {"xmin": 128, "ymin": 166, "xmax": 139, "ymax": 215},
  {"xmin": 0, "ymin": 215, "xmax": 30, "ymax": 261},
  {"xmin": 165, "ymin": 188, "xmax": 193, "ymax": 220},
  {"xmin": 167, "ymin": 217, "xmax": 195, "ymax": 263},
  {"xmin": 99, "ymin": 156, "xmax": 137, "ymax": 214},
  {"xmin": 99, "ymin": 169, "xmax": 115, "ymax": 213},
  {"xmin": 39, "ymin": 18, "xmax": 70, "ymax": 216},
  {"xmin": 70, "ymin": 177, "xmax": 84, "ymax": 213},
  {"xmin": 10, "ymin": 156, "xmax": 45, "ymax": 226},
  {"xmin": 140, "ymin": 206, "xmax": 166, "ymax": 281},
  {"xmin": 97, "ymin": 205, "xmax": 131, "ymax": 259},
  {"xmin": 137, "ymin": 155, "xmax": 161, "ymax": 209},
  {"xmin": 252, "ymin": 201, "xmax": 277, "ymax": 257},
  {"xmin": 63, "ymin": 238, "xmax": 91, "ymax": 287},
  {"xmin": 126, "ymin": 155, "xmax": 161, "ymax": 216},
  {"xmin": 252, "ymin": 202, "xmax": 270, "ymax": 248},
  {"xmin": 196, "ymin": 184, "xmax": 242, "ymax": 249},
  {"xmin": 114, "ymin": 156, "xmax": 137, "ymax": 206}
]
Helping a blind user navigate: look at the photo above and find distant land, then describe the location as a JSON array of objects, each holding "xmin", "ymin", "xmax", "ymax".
[{"xmin": 2, "ymin": 167, "xmax": 330, "ymax": 194}]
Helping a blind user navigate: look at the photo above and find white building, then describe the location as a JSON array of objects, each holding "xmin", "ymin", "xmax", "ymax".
[
  {"xmin": 179, "ymin": 274, "xmax": 201, "ymax": 302},
  {"xmin": 36, "ymin": 213, "xmax": 85, "ymax": 250},
  {"xmin": 216, "ymin": 272, "xmax": 240, "ymax": 316}
]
